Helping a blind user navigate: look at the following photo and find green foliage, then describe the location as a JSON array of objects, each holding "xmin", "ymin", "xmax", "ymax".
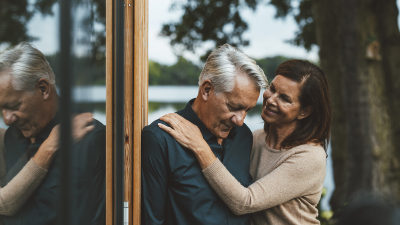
[
  {"xmin": 288, "ymin": 0, "xmax": 317, "ymax": 51},
  {"xmin": 317, "ymin": 188, "xmax": 334, "ymax": 225},
  {"xmin": 255, "ymin": 55, "xmax": 291, "ymax": 81},
  {"xmin": 149, "ymin": 56, "xmax": 202, "ymax": 85},
  {"xmin": 45, "ymin": 53, "xmax": 290, "ymax": 87},
  {"xmin": 149, "ymin": 55, "xmax": 291, "ymax": 86},
  {"xmin": 269, "ymin": 0, "xmax": 292, "ymax": 18}
]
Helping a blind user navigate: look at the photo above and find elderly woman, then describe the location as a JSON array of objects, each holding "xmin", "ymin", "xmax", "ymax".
[
  {"xmin": 159, "ymin": 59, "xmax": 332, "ymax": 225},
  {"xmin": 0, "ymin": 113, "xmax": 94, "ymax": 217}
]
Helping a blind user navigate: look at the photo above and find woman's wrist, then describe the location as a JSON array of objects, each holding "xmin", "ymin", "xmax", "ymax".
[
  {"xmin": 191, "ymin": 140, "xmax": 209, "ymax": 155},
  {"xmin": 193, "ymin": 142, "xmax": 217, "ymax": 170},
  {"xmin": 32, "ymin": 141, "xmax": 57, "ymax": 170}
]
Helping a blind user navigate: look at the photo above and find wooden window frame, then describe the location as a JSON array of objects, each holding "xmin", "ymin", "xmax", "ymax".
[{"xmin": 106, "ymin": 0, "xmax": 148, "ymax": 224}]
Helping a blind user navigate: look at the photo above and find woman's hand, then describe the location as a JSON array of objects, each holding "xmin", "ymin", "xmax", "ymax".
[
  {"xmin": 159, "ymin": 113, "xmax": 217, "ymax": 169},
  {"xmin": 32, "ymin": 113, "xmax": 95, "ymax": 169},
  {"xmin": 158, "ymin": 113, "xmax": 206, "ymax": 152}
]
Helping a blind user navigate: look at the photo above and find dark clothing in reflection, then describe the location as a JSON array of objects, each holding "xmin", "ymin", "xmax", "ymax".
[
  {"xmin": 2, "ymin": 115, "xmax": 106, "ymax": 225},
  {"xmin": 141, "ymin": 99, "xmax": 253, "ymax": 225}
]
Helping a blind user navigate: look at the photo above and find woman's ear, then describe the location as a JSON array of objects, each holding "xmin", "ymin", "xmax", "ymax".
[
  {"xmin": 298, "ymin": 106, "xmax": 313, "ymax": 120},
  {"xmin": 199, "ymin": 79, "xmax": 213, "ymax": 102}
]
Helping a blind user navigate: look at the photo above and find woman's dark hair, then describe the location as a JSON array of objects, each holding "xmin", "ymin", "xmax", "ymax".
[{"xmin": 264, "ymin": 59, "xmax": 332, "ymax": 150}]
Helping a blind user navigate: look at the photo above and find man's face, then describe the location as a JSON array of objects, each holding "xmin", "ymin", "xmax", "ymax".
[
  {"xmin": 202, "ymin": 73, "xmax": 260, "ymax": 140},
  {"xmin": 0, "ymin": 73, "xmax": 49, "ymax": 138}
]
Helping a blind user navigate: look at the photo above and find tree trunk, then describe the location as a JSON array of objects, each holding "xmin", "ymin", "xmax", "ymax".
[
  {"xmin": 312, "ymin": 0, "xmax": 400, "ymax": 212},
  {"xmin": 312, "ymin": 0, "xmax": 347, "ymax": 212},
  {"xmin": 374, "ymin": 0, "xmax": 400, "ymax": 191}
]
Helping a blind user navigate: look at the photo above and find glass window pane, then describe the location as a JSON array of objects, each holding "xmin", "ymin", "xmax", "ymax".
[{"xmin": 0, "ymin": 0, "xmax": 106, "ymax": 224}]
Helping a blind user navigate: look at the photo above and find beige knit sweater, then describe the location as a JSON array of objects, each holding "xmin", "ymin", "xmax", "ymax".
[
  {"xmin": 202, "ymin": 129, "xmax": 326, "ymax": 225},
  {"xmin": 0, "ymin": 128, "xmax": 48, "ymax": 217}
]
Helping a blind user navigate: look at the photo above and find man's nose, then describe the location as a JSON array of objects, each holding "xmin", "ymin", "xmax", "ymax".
[
  {"xmin": 231, "ymin": 111, "xmax": 246, "ymax": 127},
  {"xmin": 2, "ymin": 109, "xmax": 17, "ymax": 126}
]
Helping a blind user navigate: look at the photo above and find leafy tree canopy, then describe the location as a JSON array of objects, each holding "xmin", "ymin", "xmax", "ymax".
[
  {"xmin": 149, "ymin": 56, "xmax": 202, "ymax": 85},
  {"xmin": 1, "ymin": 0, "xmax": 106, "ymax": 65},
  {"xmin": 0, "ymin": 0, "xmax": 56, "ymax": 46},
  {"xmin": 161, "ymin": 0, "xmax": 317, "ymax": 61}
]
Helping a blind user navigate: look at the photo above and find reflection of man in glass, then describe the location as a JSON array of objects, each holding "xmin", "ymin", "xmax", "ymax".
[
  {"xmin": 141, "ymin": 44, "xmax": 268, "ymax": 225},
  {"xmin": 0, "ymin": 42, "xmax": 105, "ymax": 225}
]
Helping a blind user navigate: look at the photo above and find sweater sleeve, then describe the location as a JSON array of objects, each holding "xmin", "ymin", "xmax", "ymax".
[
  {"xmin": 0, "ymin": 159, "xmax": 48, "ymax": 216},
  {"xmin": 202, "ymin": 145, "xmax": 326, "ymax": 215}
]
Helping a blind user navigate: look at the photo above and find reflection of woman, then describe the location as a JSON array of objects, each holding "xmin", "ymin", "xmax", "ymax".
[
  {"xmin": 159, "ymin": 60, "xmax": 332, "ymax": 225},
  {"xmin": 0, "ymin": 113, "xmax": 94, "ymax": 216}
]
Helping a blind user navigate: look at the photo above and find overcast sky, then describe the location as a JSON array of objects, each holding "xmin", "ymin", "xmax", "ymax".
[{"xmin": 22, "ymin": 0, "xmax": 400, "ymax": 65}]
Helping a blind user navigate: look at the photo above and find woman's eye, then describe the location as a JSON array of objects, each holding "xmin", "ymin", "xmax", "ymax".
[
  {"xmin": 270, "ymin": 86, "xmax": 275, "ymax": 92},
  {"xmin": 281, "ymin": 96, "xmax": 290, "ymax": 102}
]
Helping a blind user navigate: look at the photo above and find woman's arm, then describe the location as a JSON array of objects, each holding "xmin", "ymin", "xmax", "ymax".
[
  {"xmin": 201, "ymin": 152, "xmax": 325, "ymax": 215},
  {"xmin": 159, "ymin": 113, "xmax": 326, "ymax": 215},
  {"xmin": 0, "ymin": 113, "xmax": 94, "ymax": 216},
  {"xmin": 32, "ymin": 113, "xmax": 95, "ymax": 170}
]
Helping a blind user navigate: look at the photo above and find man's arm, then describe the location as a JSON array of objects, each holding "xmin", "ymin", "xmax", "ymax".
[{"xmin": 141, "ymin": 130, "xmax": 169, "ymax": 225}]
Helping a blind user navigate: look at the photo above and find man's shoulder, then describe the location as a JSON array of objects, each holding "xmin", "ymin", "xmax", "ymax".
[
  {"xmin": 89, "ymin": 119, "xmax": 106, "ymax": 134},
  {"xmin": 142, "ymin": 108, "xmax": 185, "ymax": 141},
  {"xmin": 235, "ymin": 122, "xmax": 253, "ymax": 141},
  {"xmin": 142, "ymin": 119, "xmax": 174, "ymax": 150},
  {"xmin": 70, "ymin": 119, "xmax": 106, "ymax": 171},
  {"xmin": 74, "ymin": 119, "xmax": 105, "ymax": 153},
  {"xmin": 79, "ymin": 119, "xmax": 105, "ymax": 141},
  {"xmin": 237, "ymin": 122, "xmax": 252, "ymax": 134}
]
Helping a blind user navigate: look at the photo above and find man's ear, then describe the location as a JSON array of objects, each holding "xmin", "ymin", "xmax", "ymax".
[
  {"xmin": 199, "ymin": 79, "xmax": 213, "ymax": 102},
  {"xmin": 298, "ymin": 106, "xmax": 313, "ymax": 120},
  {"xmin": 36, "ymin": 78, "xmax": 51, "ymax": 101}
]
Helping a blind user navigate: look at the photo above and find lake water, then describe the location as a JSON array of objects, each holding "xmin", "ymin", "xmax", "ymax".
[{"xmin": 0, "ymin": 85, "xmax": 334, "ymax": 211}]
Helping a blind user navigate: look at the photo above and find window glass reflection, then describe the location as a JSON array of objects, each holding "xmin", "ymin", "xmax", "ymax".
[{"xmin": 0, "ymin": 0, "xmax": 106, "ymax": 224}]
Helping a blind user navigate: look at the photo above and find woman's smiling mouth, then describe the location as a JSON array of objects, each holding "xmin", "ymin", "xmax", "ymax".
[{"xmin": 265, "ymin": 106, "xmax": 279, "ymax": 115}]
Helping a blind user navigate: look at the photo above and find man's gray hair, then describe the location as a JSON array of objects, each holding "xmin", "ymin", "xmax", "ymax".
[
  {"xmin": 199, "ymin": 44, "xmax": 268, "ymax": 93},
  {"xmin": 0, "ymin": 42, "xmax": 55, "ymax": 92}
]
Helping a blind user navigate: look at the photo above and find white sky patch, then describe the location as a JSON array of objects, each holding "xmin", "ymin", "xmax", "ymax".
[{"xmin": 27, "ymin": 4, "xmax": 59, "ymax": 55}]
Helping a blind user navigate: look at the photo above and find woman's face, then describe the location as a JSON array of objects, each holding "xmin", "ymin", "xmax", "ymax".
[{"xmin": 262, "ymin": 75, "xmax": 308, "ymax": 129}]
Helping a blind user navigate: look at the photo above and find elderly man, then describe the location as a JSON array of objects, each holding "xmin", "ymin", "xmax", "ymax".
[
  {"xmin": 141, "ymin": 44, "xmax": 268, "ymax": 225},
  {"xmin": 0, "ymin": 42, "xmax": 105, "ymax": 224}
]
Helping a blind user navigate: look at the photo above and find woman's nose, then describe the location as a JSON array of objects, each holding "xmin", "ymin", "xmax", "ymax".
[{"xmin": 266, "ymin": 93, "xmax": 277, "ymax": 105}]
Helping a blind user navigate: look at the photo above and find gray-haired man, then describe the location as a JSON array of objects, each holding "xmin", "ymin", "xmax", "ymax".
[
  {"xmin": 0, "ymin": 42, "xmax": 105, "ymax": 225},
  {"xmin": 141, "ymin": 44, "xmax": 268, "ymax": 225}
]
